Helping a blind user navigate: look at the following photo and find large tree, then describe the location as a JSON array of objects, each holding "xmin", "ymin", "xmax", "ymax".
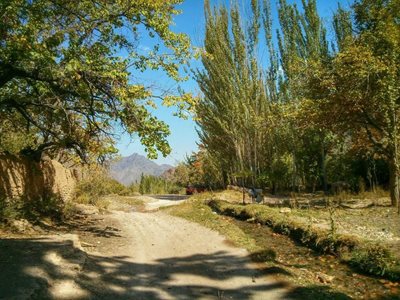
[
  {"xmin": 195, "ymin": 0, "xmax": 273, "ymax": 186},
  {"xmin": 321, "ymin": 0, "xmax": 400, "ymax": 208},
  {"xmin": 276, "ymin": 0, "xmax": 334, "ymax": 193},
  {"xmin": 0, "ymin": 0, "xmax": 193, "ymax": 162}
]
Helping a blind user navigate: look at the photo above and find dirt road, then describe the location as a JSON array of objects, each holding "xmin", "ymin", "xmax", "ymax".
[
  {"xmin": 144, "ymin": 194, "xmax": 189, "ymax": 210},
  {"xmin": 0, "ymin": 197, "xmax": 289, "ymax": 299},
  {"xmin": 77, "ymin": 209, "xmax": 288, "ymax": 299}
]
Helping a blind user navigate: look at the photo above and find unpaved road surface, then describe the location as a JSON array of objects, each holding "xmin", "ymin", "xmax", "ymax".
[
  {"xmin": 144, "ymin": 195, "xmax": 189, "ymax": 211},
  {"xmin": 78, "ymin": 210, "xmax": 288, "ymax": 299},
  {"xmin": 0, "ymin": 196, "xmax": 289, "ymax": 299}
]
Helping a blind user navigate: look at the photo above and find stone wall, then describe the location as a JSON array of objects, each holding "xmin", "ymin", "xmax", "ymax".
[{"xmin": 0, "ymin": 154, "xmax": 76, "ymax": 203}]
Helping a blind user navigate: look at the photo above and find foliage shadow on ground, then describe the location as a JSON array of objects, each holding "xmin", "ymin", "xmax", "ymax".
[{"xmin": 0, "ymin": 237, "xmax": 354, "ymax": 299}]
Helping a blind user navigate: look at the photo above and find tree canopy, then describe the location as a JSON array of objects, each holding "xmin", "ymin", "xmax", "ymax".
[
  {"xmin": 322, "ymin": 0, "xmax": 400, "ymax": 205},
  {"xmin": 194, "ymin": 0, "xmax": 400, "ymax": 208},
  {"xmin": 0, "ymin": 0, "xmax": 193, "ymax": 162}
]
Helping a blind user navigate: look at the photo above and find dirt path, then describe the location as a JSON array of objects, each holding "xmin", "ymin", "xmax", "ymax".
[
  {"xmin": 0, "ymin": 196, "xmax": 290, "ymax": 299},
  {"xmin": 144, "ymin": 194, "xmax": 188, "ymax": 211},
  {"xmin": 77, "ymin": 209, "xmax": 288, "ymax": 299}
]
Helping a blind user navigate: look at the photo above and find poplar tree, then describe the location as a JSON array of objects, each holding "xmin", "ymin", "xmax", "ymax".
[
  {"xmin": 195, "ymin": 0, "xmax": 270, "ymax": 185},
  {"xmin": 275, "ymin": 0, "xmax": 332, "ymax": 193}
]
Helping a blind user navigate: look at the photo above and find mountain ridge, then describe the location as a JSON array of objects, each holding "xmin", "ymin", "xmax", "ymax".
[{"xmin": 109, "ymin": 153, "xmax": 173, "ymax": 186}]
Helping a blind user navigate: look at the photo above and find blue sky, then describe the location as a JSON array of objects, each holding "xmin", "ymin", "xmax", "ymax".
[{"xmin": 116, "ymin": 0, "xmax": 354, "ymax": 166}]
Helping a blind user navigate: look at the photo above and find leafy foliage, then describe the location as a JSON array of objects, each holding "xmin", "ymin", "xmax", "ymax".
[
  {"xmin": 194, "ymin": 0, "xmax": 399, "ymax": 203},
  {"xmin": 324, "ymin": 0, "xmax": 400, "ymax": 206},
  {"xmin": 0, "ymin": 195, "xmax": 64, "ymax": 222},
  {"xmin": 74, "ymin": 167, "xmax": 129, "ymax": 205},
  {"xmin": 195, "ymin": 0, "xmax": 277, "ymax": 188},
  {"xmin": 137, "ymin": 174, "xmax": 182, "ymax": 195},
  {"xmin": 0, "ymin": 0, "xmax": 194, "ymax": 162},
  {"xmin": 350, "ymin": 244, "xmax": 399, "ymax": 279}
]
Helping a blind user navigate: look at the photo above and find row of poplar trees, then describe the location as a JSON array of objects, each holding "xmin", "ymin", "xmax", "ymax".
[{"xmin": 194, "ymin": 0, "xmax": 400, "ymax": 209}]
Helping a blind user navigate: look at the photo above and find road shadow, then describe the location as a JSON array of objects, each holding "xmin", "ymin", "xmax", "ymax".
[
  {"xmin": 0, "ymin": 237, "xmax": 352, "ymax": 299},
  {"xmin": 57, "ymin": 214, "xmax": 123, "ymax": 238}
]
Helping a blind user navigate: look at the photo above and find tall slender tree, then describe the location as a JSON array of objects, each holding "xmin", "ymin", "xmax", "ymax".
[{"xmin": 195, "ymin": 0, "xmax": 271, "ymax": 185}]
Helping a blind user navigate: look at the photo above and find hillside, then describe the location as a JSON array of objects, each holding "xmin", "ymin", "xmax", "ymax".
[{"xmin": 109, "ymin": 153, "xmax": 172, "ymax": 186}]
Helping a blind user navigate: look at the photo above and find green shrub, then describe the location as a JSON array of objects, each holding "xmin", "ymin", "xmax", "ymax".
[
  {"xmin": 0, "ymin": 199, "xmax": 23, "ymax": 221},
  {"xmin": 62, "ymin": 201, "xmax": 78, "ymax": 220},
  {"xmin": 129, "ymin": 183, "xmax": 140, "ymax": 194},
  {"xmin": 0, "ymin": 195, "xmax": 64, "ymax": 222},
  {"xmin": 74, "ymin": 176, "xmax": 129, "ymax": 205},
  {"xmin": 138, "ymin": 174, "xmax": 183, "ymax": 195},
  {"xmin": 350, "ymin": 245, "xmax": 400, "ymax": 280}
]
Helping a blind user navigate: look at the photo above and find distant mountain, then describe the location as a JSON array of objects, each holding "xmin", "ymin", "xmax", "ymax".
[{"xmin": 109, "ymin": 153, "xmax": 173, "ymax": 186}]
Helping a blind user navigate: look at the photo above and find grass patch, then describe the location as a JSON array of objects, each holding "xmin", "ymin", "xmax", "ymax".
[
  {"xmin": 163, "ymin": 194, "xmax": 261, "ymax": 253},
  {"xmin": 208, "ymin": 200, "xmax": 400, "ymax": 281},
  {"xmin": 214, "ymin": 200, "xmax": 400, "ymax": 279},
  {"xmin": 113, "ymin": 196, "xmax": 145, "ymax": 207},
  {"xmin": 104, "ymin": 195, "xmax": 147, "ymax": 212},
  {"xmin": 348, "ymin": 244, "xmax": 400, "ymax": 278},
  {"xmin": 213, "ymin": 190, "xmax": 250, "ymax": 203}
]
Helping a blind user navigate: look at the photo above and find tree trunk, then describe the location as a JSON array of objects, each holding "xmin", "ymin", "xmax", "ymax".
[
  {"xmin": 272, "ymin": 182, "xmax": 277, "ymax": 195},
  {"xmin": 242, "ymin": 177, "xmax": 246, "ymax": 205},
  {"xmin": 389, "ymin": 105, "xmax": 400, "ymax": 213},
  {"xmin": 321, "ymin": 145, "xmax": 328, "ymax": 195},
  {"xmin": 389, "ymin": 156, "xmax": 400, "ymax": 209},
  {"xmin": 395, "ymin": 103, "xmax": 399, "ymax": 214}
]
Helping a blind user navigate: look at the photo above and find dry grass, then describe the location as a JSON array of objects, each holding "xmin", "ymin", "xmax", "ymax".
[
  {"xmin": 100, "ymin": 195, "xmax": 150, "ymax": 212},
  {"xmin": 213, "ymin": 190, "xmax": 250, "ymax": 203}
]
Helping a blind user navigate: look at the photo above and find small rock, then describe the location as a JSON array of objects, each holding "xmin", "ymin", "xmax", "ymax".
[
  {"xmin": 379, "ymin": 279, "xmax": 388, "ymax": 284},
  {"xmin": 316, "ymin": 272, "xmax": 334, "ymax": 284},
  {"xmin": 279, "ymin": 207, "xmax": 291, "ymax": 213}
]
